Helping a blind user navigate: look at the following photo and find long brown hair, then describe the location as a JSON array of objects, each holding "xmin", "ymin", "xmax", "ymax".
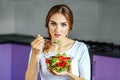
[
  {"xmin": 44, "ymin": 4, "xmax": 73, "ymax": 53},
  {"xmin": 45, "ymin": 4, "xmax": 73, "ymax": 38}
]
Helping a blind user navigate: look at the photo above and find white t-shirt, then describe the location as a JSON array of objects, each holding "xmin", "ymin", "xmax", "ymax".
[{"xmin": 29, "ymin": 41, "xmax": 91, "ymax": 80}]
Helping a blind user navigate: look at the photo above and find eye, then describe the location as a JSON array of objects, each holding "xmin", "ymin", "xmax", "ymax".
[
  {"xmin": 61, "ymin": 23, "xmax": 67, "ymax": 27},
  {"xmin": 51, "ymin": 22, "xmax": 56, "ymax": 26}
]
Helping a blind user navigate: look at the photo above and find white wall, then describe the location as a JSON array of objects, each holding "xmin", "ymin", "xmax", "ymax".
[
  {"xmin": 0, "ymin": 0, "xmax": 15, "ymax": 34},
  {"xmin": 14, "ymin": 0, "xmax": 99, "ymax": 39},
  {"xmin": 96, "ymin": 0, "xmax": 120, "ymax": 44},
  {"xmin": 0, "ymin": 0, "xmax": 120, "ymax": 45}
]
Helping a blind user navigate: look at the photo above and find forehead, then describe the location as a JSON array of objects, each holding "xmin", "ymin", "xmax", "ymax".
[{"xmin": 49, "ymin": 13, "xmax": 68, "ymax": 23}]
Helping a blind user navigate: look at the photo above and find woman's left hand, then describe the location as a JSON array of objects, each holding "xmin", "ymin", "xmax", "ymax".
[
  {"xmin": 48, "ymin": 66, "xmax": 85, "ymax": 80},
  {"xmin": 52, "ymin": 70, "xmax": 70, "ymax": 76},
  {"xmin": 48, "ymin": 65, "xmax": 72, "ymax": 76}
]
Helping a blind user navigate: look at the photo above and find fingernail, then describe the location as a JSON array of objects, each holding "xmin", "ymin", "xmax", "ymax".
[
  {"xmin": 33, "ymin": 34, "xmax": 40, "ymax": 38},
  {"xmin": 37, "ymin": 34, "xmax": 41, "ymax": 38}
]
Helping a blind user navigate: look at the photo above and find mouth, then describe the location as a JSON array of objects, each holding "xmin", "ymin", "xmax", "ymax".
[{"xmin": 54, "ymin": 34, "xmax": 61, "ymax": 37}]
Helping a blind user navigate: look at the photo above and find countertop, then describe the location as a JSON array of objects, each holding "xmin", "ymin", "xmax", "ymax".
[{"xmin": 0, "ymin": 34, "xmax": 120, "ymax": 58}]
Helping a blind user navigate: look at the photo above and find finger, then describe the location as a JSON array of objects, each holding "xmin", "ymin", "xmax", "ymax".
[
  {"xmin": 31, "ymin": 36, "xmax": 44, "ymax": 46},
  {"xmin": 33, "ymin": 34, "xmax": 41, "ymax": 38},
  {"xmin": 33, "ymin": 39, "xmax": 45, "ymax": 49},
  {"xmin": 47, "ymin": 69, "xmax": 56, "ymax": 75},
  {"xmin": 35, "ymin": 40, "xmax": 45, "ymax": 50},
  {"xmin": 31, "ymin": 40, "xmax": 42, "ymax": 48},
  {"xmin": 52, "ymin": 70, "xmax": 67, "ymax": 76},
  {"xmin": 35, "ymin": 36, "xmax": 43, "ymax": 43},
  {"xmin": 34, "ymin": 38, "xmax": 44, "ymax": 46},
  {"xmin": 37, "ymin": 34, "xmax": 41, "ymax": 38}
]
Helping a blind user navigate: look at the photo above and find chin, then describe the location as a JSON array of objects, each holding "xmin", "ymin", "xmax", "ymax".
[
  {"xmin": 54, "ymin": 38, "xmax": 61, "ymax": 40},
  {"xmin": 53, "ymin": 36, "xmax": 61, "ymax": 39}
]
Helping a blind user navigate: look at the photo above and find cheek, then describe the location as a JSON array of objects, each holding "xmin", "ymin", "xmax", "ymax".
[
  {"xmin": 49, "ymin": 27, "xmax": 54, "ymax": 32},
  {"xmin": 48, "ymin": 24, "xmax": 55, "ymax": 31},
  {"xmin": 63, "ymin": 29, "xmax": 69, "ymax": 35},
  {"xmin": 48, "ymin": 28, "xmax": 54, "ymax": 36},
  {"xmin": 48, "ymin": 25, "xmax": 53, "ymax": 32}
]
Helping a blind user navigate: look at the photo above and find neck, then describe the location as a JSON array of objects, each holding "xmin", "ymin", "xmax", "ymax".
[
  {"xmin": 50, "ymin": 37, "xmax": 70, "ymax": 52},
  {"xmin": 52, "ymin": 37, "xmax": 68, "ymax": 45}
]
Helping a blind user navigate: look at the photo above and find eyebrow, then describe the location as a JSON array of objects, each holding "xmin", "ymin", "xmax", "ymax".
[{"xmin": 49, "ymin": 20, "xmax": 67, "ymax": 24}]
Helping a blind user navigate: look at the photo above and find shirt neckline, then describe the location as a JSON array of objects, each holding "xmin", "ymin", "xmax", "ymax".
[{"xmin": 48, "ymin": 40, "xmax": 77, "ymax": 54}]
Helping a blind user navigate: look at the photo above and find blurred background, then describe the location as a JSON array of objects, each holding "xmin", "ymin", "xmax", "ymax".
[
  {"xmin": 0, "ymin": 0, "xmax": 120, "ymax": 44},
  {"xmin": 0, "ymin": 0, "xmax": 120, "ymax": 80}
]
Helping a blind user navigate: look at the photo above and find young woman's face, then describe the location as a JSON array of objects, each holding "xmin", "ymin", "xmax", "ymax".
[{"xmin": 48, "ymin": 13, "xmax": 69, "ymax": 40}]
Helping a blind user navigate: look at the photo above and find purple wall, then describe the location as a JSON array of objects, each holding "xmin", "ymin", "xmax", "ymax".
[
  {"xmin": 12, "ymin": 44, "xmax": 31, "ymax": 80},
  {"xmin": 0, "ymin": 44, "xmax": 12, "ymax": 80},
  {"xmin": 92, "ymin": 55, "xmax": 120, "ymax": 80},
  {"xmin": 1, "ymin": 43, "xmax": 120, "ymax": 80},
  {"xmin": 0, "ymin": 43, "xmax": 31, "ymax": 80}
]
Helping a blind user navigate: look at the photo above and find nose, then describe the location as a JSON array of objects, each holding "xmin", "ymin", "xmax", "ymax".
[{"xmin": 55, "ymin": 26, "xmax": 61, "ymax": 32}]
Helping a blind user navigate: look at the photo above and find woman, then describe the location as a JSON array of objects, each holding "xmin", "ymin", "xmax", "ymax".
[{"xmin": 25, "ymin": 4, "xmax": 91, "ymax": 80}]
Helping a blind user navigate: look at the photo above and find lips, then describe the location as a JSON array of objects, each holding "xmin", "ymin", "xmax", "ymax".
[{"xmin": 54, "ymin": 34, "xmax": 61, "ymax": 37}]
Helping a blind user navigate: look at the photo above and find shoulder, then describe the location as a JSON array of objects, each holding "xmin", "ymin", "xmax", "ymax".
[
  {"xmin": 74, "ymin": 40, "xmax": 88, "ymax": 49},
  {"xmin": 73, "ymin": 40, "xmax": 89, "ymax": 55},
  {"xmin": 70, "ymin": 40, "xmax": 89, "ymax": 60}
]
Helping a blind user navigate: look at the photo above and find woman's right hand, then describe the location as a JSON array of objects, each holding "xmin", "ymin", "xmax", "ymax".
[{"xmin": 31, "ymin": 34, "xmax": 45, "ymax": 56}]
